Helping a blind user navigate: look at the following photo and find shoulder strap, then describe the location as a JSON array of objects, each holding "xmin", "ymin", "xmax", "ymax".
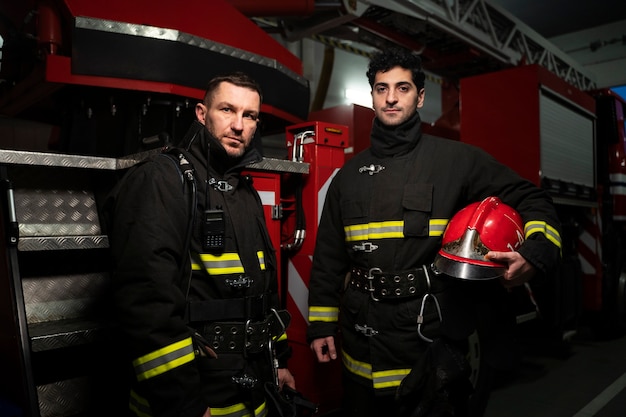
[
  {"xmin": 161, "ymin": 147, "xmax": 196, "ymax": 187},
  {"xmin": 160, "ymin": 147, "xmax": 197, "ymax": 299}
]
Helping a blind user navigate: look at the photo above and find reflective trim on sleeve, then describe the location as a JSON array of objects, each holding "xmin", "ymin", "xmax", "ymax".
[
  {"xmin": 308, "ymin": 306, "xmax": 339, "ymax": 322},
  {"xmin": 524, "ymin": 221, "xmax": 562, "ymax": 249},
  {"xmin": 342, "ymin": 349, "xmax": 410, "ymax": 390},
  {"xmin": 344, "ymin": 219, "xmax": 449, "ymax": 241},
  {"xmin": 132, "ymin": 337, "xmax": 195, "ymax": 381},
  {"xmin": 129, "ymin": 389, "xmax": 152, "ymax": 417}
]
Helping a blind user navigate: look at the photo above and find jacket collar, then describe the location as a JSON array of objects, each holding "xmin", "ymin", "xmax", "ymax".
[
  {"xmin": 179, "ymin": 120, "xmax": 263, "ymax": 175},
  {"xmin": 370, "ymin": 112, "xmax": 422, "ymax": 158}
]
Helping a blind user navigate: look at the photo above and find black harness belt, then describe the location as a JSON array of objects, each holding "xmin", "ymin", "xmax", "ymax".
[
  {"xmin": 198, "ymin": 319, "xmax": 271, "ymax": 354},
  {"xmin": 350, "ymin": 266, "xmax": 445, "ymax": 300},
  {"xmin": 187, "ymin": 295, "xmax": 290, "ymax": 354}
]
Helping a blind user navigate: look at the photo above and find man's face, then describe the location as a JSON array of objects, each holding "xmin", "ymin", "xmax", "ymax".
[
  {"xmin": 371, "ymin": 66, "xmax": 425, "ymax": 127},
  {"xmin": 195, "ymin": 81, "xmax": 261, "ymax": 158}
]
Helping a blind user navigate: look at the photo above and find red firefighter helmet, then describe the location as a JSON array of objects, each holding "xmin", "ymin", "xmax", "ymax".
[{"xmin": 432, "ymin": 196, "xmax": 525, "ymax": 280}]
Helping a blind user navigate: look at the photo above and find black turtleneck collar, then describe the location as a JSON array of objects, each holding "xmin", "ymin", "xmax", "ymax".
[
  {"xmin": 370, "ymin": 112, "xmax": 422, "ymax": 158},
  {"xmin": 179, "ymin": 120, "xmax": 263, "ymax": 175}
]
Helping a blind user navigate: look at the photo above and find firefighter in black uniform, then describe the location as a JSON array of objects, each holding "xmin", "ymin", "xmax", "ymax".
[
  {"xmin": 107, "ymin": 72, "xmax": 295, "ymax": 417},
  {"xmin": 306, "ymin": 48, "xmax": 562, "ymax": 416}
]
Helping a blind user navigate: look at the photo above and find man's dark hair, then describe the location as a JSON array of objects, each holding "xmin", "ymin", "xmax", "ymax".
[
  {"xmin": 203, "ymin": 71, "xmax": 263, "ymax": 106},
  {"xmin": 366, "ymin": 48, "xmax": 426, "ymax": 90}
]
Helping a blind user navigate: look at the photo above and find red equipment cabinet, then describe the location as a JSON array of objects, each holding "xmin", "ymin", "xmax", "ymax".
[
  {"xmin": 459, "ymin": 64, "xmax": 626, "ymax": 334},
  {"xmin": 459, "ymin": 64, "xmax": 596, "ymax": 189},
  {"xmin": 243, "ymin": 168, "xmax": 288, "ymax": 298},
  {"xmin": 281, "ymin": 121, "xmax": 350, "ymax": 414},
  {"xmin": 309, "ymin": 104, "xmax": 375, "ymax": 160}
]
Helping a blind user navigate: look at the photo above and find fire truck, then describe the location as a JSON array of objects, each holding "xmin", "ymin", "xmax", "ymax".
[{"xmin": 0, "ymin": 0, "xmax": 624, "ymax": 416}]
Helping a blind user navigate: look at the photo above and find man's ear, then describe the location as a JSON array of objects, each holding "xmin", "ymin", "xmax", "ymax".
[
  {"xmin": 417, "ymin": 88, "xmax": 426, "ymax": 109},
  {"xmin": 195, "ymin": 103, "xmax": 207, "ymax": 125}
]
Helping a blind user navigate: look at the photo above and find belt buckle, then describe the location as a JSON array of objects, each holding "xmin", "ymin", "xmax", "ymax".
[
  {"xmin": 243, "ymin": 319, "xmax": 252, "ymax": 358},
  {"xmin": 366, "ymin": 267, "xmax": 382, "ymax": 301}
]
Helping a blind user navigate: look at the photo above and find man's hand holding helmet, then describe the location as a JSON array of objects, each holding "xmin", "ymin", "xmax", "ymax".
[{"xmin": 485, "ymin": 250, "xmax": 536, "ymax": 289}]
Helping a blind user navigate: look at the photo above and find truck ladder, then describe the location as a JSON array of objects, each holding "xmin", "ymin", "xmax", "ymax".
[{"xmin": 352, "ymin": 0, "xmax": 596, "ymax": 90}]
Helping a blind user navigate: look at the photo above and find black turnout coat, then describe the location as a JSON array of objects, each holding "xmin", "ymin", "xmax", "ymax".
[
  {"xmin": 306, "ymin": 113, "xmax": 562, "ymax": 394},
  {"xmin": 107, "ymin": 120, "xmax": 286, "ymax": 417}
]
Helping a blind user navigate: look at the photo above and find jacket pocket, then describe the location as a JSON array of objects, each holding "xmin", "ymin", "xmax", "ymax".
[
  {"xmin": 402, "ymin": 183, "xmax": 433, "ymax": 237},
  {"xmin": 340, "ymin": 199, "xmax": 367, "ymax": 222}
]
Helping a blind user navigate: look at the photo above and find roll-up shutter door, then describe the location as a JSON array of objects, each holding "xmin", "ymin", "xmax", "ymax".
[{"xmin": 540, "ymin": 90, "xmax": 595, "ymax": 188}]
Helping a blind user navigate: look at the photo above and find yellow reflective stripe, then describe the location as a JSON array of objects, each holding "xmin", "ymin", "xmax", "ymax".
[
  {"xmin": 196, "ymin": 251, "xmax": 266, "ymax": 275},
  {"xmin": 129, "ymin": 389, "xmax": 152, "ymax": 417},
  {"xmin": 344, "ymin": 223, "xmax": 373, "ymax": 241},
  {"xmin": 128, "ymin": 388, "xmax": 268, "ymax": 417},
  {"xmin": 525, "ymin": 221, "xmax": 562, "ymax": 249},
  {"xmin": 257, "ymin": 251, "xmax": 266, "ymax": 271},
  {"xmin": 133, "ymin": 337, "xmax": 195, "ymax": 381},
  {"xmin": 429, "ymin": 219, "xmax": 449, "ymax": 237},
  {"xmin": 200, "ymin": 252, "xmax": 245, "ymax": 274},
  {"xmin": 345, "ymin": 221, "xmax": 404, "ymax": 241},
  {"xmin": 255, "ymin": 402, "xmax": 268, "ymax": 417},
  {"xmin": 308, "ymin": 306, "xmax": 339, "ymax": 322},
  {"xmin": 344, "ymin": 219, "xmax": 449, "ymax": 240},
  {"xmin": 342, "ymin": 349, "xmax": 372, "ymax": 380},
  {"xmin": 342, "ymin": 349, "xmax": 410, "ymax": 389},
  {"xmin": 211, "ymin": 401, "xmax": 267, "ymax": 417},
  {"xmin": 275, "ymin": 332, "xmax": 288, "ymax": 342},
  {"xmin": 372, "ymin": 368, "xmax": 411, "ymax": 389}
]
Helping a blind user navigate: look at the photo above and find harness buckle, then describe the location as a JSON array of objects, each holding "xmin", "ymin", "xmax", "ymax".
[
  {"xmin": 209, "ymin": 178, "xmax": 234, "ymax": 192},
  {"xmin": 355, "ymin": 323, "xmax": 379, "ymax": 337},
  {"xmin": 366, "ymin": 267, "xmax": 382, "ymax": 301},
  {"xmin": 353, "ymin": 242, "xmax": 379, "ymax": 252},
  {"xmin": 232, "ymin": 373, "xmax": 258, "ymax": 389},
  {"xmin": 226, "ymin": 275, "xmax": 252, "ymax": 289}
]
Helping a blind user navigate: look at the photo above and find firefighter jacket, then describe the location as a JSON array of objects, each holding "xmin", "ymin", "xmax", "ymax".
[
  {"xmin": 306, "ymin": 112, "xmax": 562, "ymax": 395},
  {"xmin": 107, "ymin": 120, "xmax": 287, "ymax": 417}
]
